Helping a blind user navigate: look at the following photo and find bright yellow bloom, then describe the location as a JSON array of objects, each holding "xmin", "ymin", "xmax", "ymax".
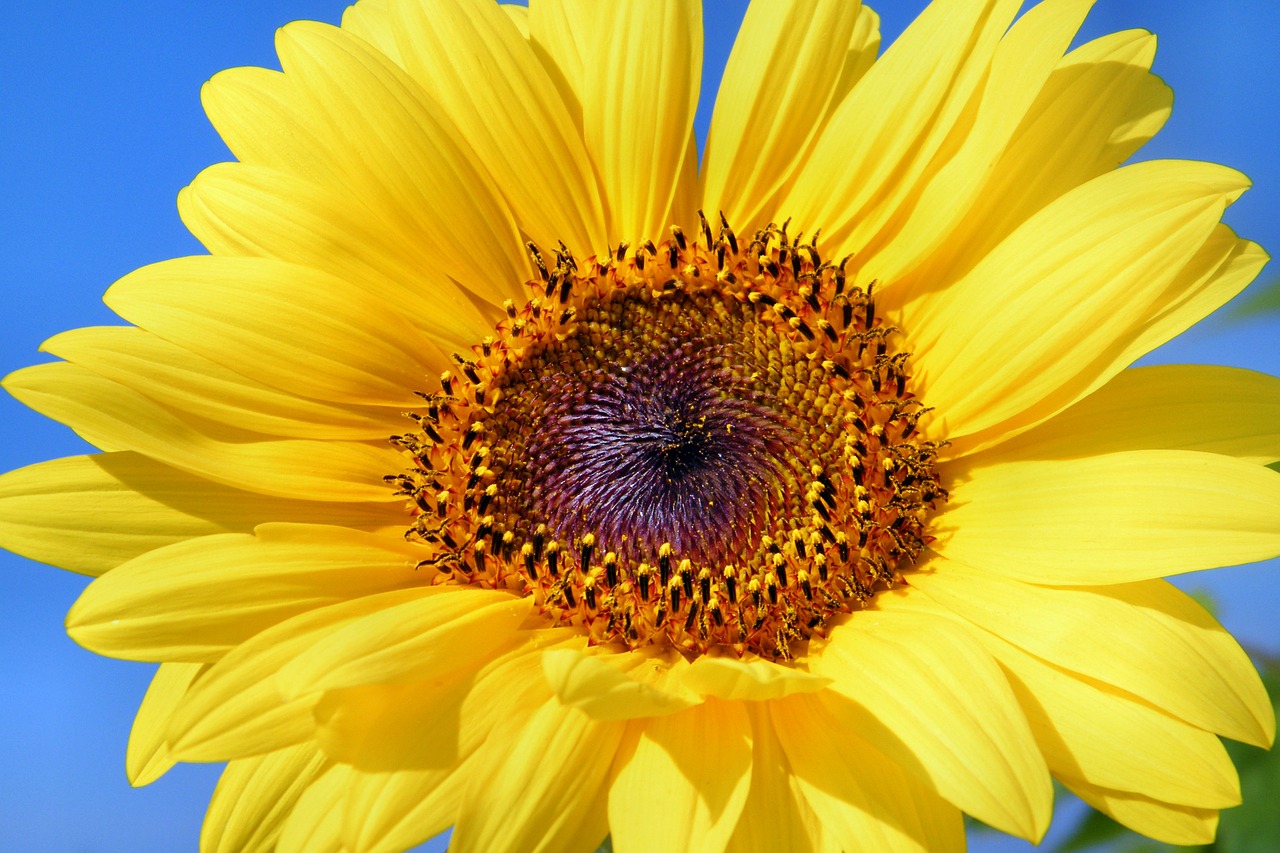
[{"xmin": 3, "ymin": 0, "xmax": 1278, "ymax": 851}]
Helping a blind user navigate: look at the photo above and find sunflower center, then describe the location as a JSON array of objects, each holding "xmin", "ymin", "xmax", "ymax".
[
  {"xmin": 523, "ymin": 320, "xmax": 788, "ymax": 567},
  {"xmin": 388, "ymin": 217, "xmax": 947, "ymax": 660}
]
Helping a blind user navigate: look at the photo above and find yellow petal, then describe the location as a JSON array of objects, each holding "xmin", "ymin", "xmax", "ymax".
[
  {"xmin": 579, "ymin": 0, "xmax": 702, "ymax": 243},
  {"xmin": 204, "ymin": 24, "xmax": 530, "ymax": 303},
  {"xmin": 452, "ymin": 699, "xmax": 622, "ymax": 853},
  {"xmin": 541, "ymin": 645, "xmax": 701, "ymax": 721},
  {"xmin": 179, "ymin": 163, "xmax": 494, "ymax": 352},
  {"xmin": 0, "ymin": 452, "xmax": 399, "ymax": 577},
  {"xmin": 277, "ymin": 587, "xmax": 531, "ymax": 696},
  {"xmin": 277, "ymin": 764, "xmax": 352, "ymax": 853},
  {"xmin": 105, "ymin": 255, "xmax": 441, "ymax": 407},
  {"xmin": 724, "ymin": 704, "xmax": 827, "ymax": 853},
  {"xmin": 987, "ymin": 630, "xmax": 1240, "ymax": 808},
  {"xmin": 66, "ymin": 523, "xmax": 424, "ymax": 662},
  {"xmin": 167, "ymin": 588, "xmax": 435, "ymax": 763},
  {"xmin": 912, "ymin": 160, "xmax": 1249, "ymax": 442},
  {"xmin": 313, "ymin": 630, "xmax": 573, "ymax": 771},
  {"xmin": 936, "ymin": 450, "xmax": 1280, "ymax": 584},
  {"xmin": 711, "ymin": 4, "xmax": 880, "ymax": 240},
  {"xmin": 340, "ymin": 0, "xmax": 400, "ymax": 64},
  {"xmin": 526, "ymin": 0, "xmax": 596, "ymax": 122},
  {"xmin": 772, "ymin": 693, "xmax": 965, "ymax": 852},
  {"xmin": 388, "ymin": 0, "xmax": 608, "ymax": 256},
  {"xmin": 314, "ymin": 675, "xmax": 473, "ymax": 772},
  {"xmin": 941, "ymin": 223, "xmax": 1268, "ymax": 458},
  {"xmin": 832, "ymin": 5, "xmax": 882, "ymax": 102},
  {"xmin": 891, "ymin": 28, "xmax": 1170, "ymax": 303},
  {"xmin": 43, "ymin": 325, "xmax": 401, "ymax": 440},
  {"xmin": 126, "ymin": 662, "xmax": 206, "ymax": 787},
  {"xmin": 780, "ymin": 0, "xmax": 1021, "ymax": 257},
  {"xmin": 1124, "ymin": 224, "xmax": 1268, "ymax": 362},
  {"xmin": 681, "ymin": 654, "xmax": 831, "ymax": 702},
  {"xmin": 1064, "ymin": 779, "xmax": 1220, "ymax": 846},
  {"xmin": 700, "ymin": 0, "xmax": 865, "ymax": 231},
  {"xmin": 887, "ymin": 589, "xmax": 1247, "ymax": 812},
  {"xmin": 981, "ymin": 364, "xmax": 1280, "ymax": 465},
  {"xmin": 868, "ymin": 0, "xmax": 1097, "ymax": 283},
  {"xmin": 342, "ymin": 762, "xmax": 470, "ymax": 853},
  {"xmin": 912, "ymin": 563, "xmax": 1275, "ymax": 747},
  {"xmin": 609, "ymin": 700, "xmax": 752, "ymax": 853},
  {"xmin": 3, "ymin": 363, "xmax": 401, "ymax": 503},
  {"xmin": 201, "ymin": 744, "xmax": 329, "ymax": 853},
  {"xmin": 812, "ymin": 608, "xmax": 1051, "ymax": 840},
  {"xmin": 501, "ymin": 4, "xmax": 529, "ymax": 37}
]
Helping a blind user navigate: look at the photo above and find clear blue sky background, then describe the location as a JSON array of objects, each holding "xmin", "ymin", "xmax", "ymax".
[{"xmin": 1, "ymin": 2, "xmax": 1276, "ymax": 851}]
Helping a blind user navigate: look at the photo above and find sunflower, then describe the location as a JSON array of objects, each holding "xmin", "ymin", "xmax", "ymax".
[{"xmin": 3, "ymin": 0, "xmax": 1278, "ymax": 850}]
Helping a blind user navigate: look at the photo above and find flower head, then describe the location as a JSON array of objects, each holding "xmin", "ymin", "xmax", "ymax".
[{"xmin": 3, "ymin": 0, "xmax": 1279, "ymax": 851}]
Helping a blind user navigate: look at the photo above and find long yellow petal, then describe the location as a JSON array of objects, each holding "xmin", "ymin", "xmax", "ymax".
[
  {"xmin": 1124, "ymin": 225, "xmax": 1268, "ymax": 361},
  {"xmin": 388, "ymin": 0, "xmax": 608, "ymax": 257},
  {"xmin": 43, "ymin": 325, "xmax": 401, "ymax": 440},
  {"xmin": 772, "ymin": 693, "xmax": 965, "ymax": 852},
  {"xmin": 890, "ymin": 28, "xmax": 1170, "ymax": 303},
  {"xmin": 912, "ymin": 564, "xmax": 1275, "ymax": 747},
  {"xmin": 3, "ymin": 363, "xmax": 402, "ymax": 503},
  {"xmin": 700, "ymin": 0, "xmax": 864, "ymax": 232},
  {"xmin": 66, "ymin": 523, "xmax": 424, "ymax": 662},
  {"xmin": 277, "ymin": 587, "xmax": 531, "ymax": 696},
  {"xmin": 867, "ymin": 0, "xmax": 1097, "ymax": 283},
  {"xmin": 579, "ymin": 0, "xmax": 702, "ymax": 243},
  {"xmin": 342, "ymin": 761, "xmax": 471, "ymax": 853},
  {"xmin": 813, "ymin": 610, "xmax": 1051, "ymax": 839},
  {"xmin": 200, "ymin": 744, "xmax": 329, "ymax": 853},
  {"xmin": 979, "ymin": 28, "xmax": 1171, "ymax": 251},
  {"xmin": 167, "ymin": 588, "xmax": 436, "ymax": 763},
  {"xmin": 526, "ymin": 0, "xmax": 596, "ymax": 123},
  {"xmin": 179, "ymin": 162, "xmax": 495, "ymax": 352},
  {"xmin": 608, "ymin": 700, "xmax": 752, "ymax": 853},
  {"xmin": 936, "ymin": 450, "xmax": 1280, "ymax": 584},
  {"xmin": 779, "ymin": 0, "xmax": 1021, "ymax": 258},
  {"xmin": 911, "ymin": 160, "xmax": 1248, "ymax": 442},
  {"xmin": 204, "ymin": 24, "xmax": 530, "ymax": 303},
  {"xmin": 501, "ymin": 4, "xmax": 529, "ymax": 36},
  {"xmin": 105, "ymin": 255, "xmax": 442, "ymax": 407},
  {"xmin": 1064, "ymin": 779, "xmax": 1219, "ymax": 846},
  {"xmin": 276, "ymin": 764, "xmax": 352, "ymax": 853},
  {"xmin": 340, "ymin": 0, "xmax": 400, "ymax": 64},
  {"xmin": 831, "ymin": 5, "xmax": 881, "ymax": 103},
  {"xmin": 126, "ymin": 662, "xmax": 206, "ymax": 787},
  {"xmin": 941, "ymin": 224, "xmax": 1267, "ymax": 458},
  {"xmin": 313, "ymin": 630, "xmax": 572, "ymax": 771},
  {"xmin": 979, "ymin": 365, "xmax": 1280, "ymax": 465},
  {"xmin": 884, "ymin": 589, "xmax": 1246, "ymax": 810},
  {"xmin": 314, "ymin": 675, "xmax": 473, "ymax": 773},
  {"xmin": 451, "ymin": 699, "xmax": 622, "ymax": 853},
  {"xmin": 724, "ymin": 705, "xmax": 826, "ymax": 853},
  {"xmin": 987, "ymin": 630, "xmax": 1240, "ymax": 807},
  {"xmin": 0, "ymin": 452, "xmax": 399, "ymax": 577}
]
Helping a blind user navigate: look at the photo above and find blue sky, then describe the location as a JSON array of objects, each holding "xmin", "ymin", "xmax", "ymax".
[{"xmin": 1, "ymin": 1, "xmax": 1277, "ymax": 850}]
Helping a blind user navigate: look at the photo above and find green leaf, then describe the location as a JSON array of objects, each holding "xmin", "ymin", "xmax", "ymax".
[
  {"xmin": 1054, "ymin": 807, "xmax": 1138, "ymax": 853},
  {"xmin": 1222, "ymin": 276, "xmax": 1280, "ymax": 322},
  {"xmin": 1184, "ymin": 587, "xmax": 1222, "ymax": 620},
  {"xmin": 1213, "ymin": 663, "xmax": 1280, "ymax": 853}
]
